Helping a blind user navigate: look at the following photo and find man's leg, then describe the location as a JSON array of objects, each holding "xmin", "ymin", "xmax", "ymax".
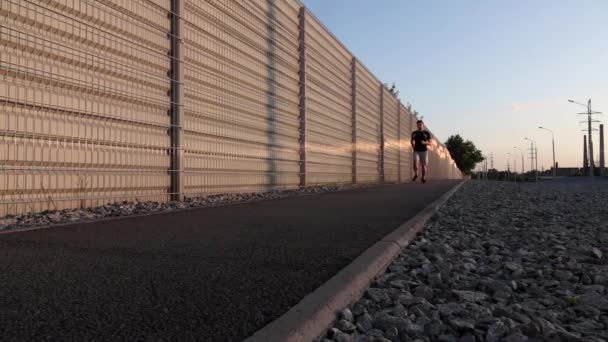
[
  {"xmin": 421, "ymin": 152, "xmax": 428, "ymax": 183},
  {"xmin": 412, "ymin": 152, "xmax": 418, "ymax": 181}
]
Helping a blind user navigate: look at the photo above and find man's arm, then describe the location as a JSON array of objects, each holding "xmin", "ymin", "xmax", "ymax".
[
  {"xmin": 424, "ymin": 132, "xmax": 432, "ymax": 147},
  {"xmin": 411, "ymin": 132, "xmax": 416, "ymax": 149}
]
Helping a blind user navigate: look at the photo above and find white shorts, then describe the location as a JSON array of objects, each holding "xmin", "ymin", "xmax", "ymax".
[{"xmin": 413, "ymin": 151, "xmax": 428, "ymax": 167}]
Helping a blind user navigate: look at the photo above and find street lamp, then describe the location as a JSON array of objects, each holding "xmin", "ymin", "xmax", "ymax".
[
  {"xmin": 525, "ymin": 137, "xmax": 538, "ymax": 181},
  {"xmin": 513, "ymin": 146, "xmax": 525, "ymax": 174},
  {"xmin": 538, "ymin": 126, "xmax": 556, "ymax": 177},
  {"xmin": 505, "ymin": 152, "xmax": 512, "ymax": 182}
]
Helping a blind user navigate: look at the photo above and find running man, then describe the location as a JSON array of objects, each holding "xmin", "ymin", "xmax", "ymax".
[{"xmin": 411, "ymin": 120, "xmax": 431, "ymax": 183}]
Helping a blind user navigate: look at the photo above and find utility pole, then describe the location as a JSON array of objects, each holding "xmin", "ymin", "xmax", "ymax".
[
  {"xmin": 584, "ymin": 135, "xmax": 588, "ymax": 176},
  {"xmin": 525, "ymin": 138, "xmax": 537, "ymax": 181},
  {"xmin": 535, "ymin": 144, "xmax": 538, "ymax": 180},
  {"xmin": 600, "ymin": 124, "xmax": 605, "ymax": 176},
  {"xmin": 529, "ymin": 142, "xmax": 534, "ymax": 172},
  {"xmin": 538, "ymin": 126, "xmax": 556, "ymax": 177},
  {"xmin": 569, "ymin": 99, "xmax": 602, "ymax": 177},
  {"xmin": 484, "ymin": 156, "xmax": 488, "ymax": 180},
  {"xmin": 588, "ymin": 99, "xmax": 594, "ymax": 175}
]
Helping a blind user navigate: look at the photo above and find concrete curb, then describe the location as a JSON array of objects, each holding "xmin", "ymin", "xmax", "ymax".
[{"xmin": 243, "ymin": 180, "xmax": 467, "ymax": 342}]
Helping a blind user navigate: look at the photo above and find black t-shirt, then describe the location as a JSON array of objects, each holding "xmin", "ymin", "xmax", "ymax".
[{"xmin": 411, "ymin": 130, "xmax": 431, "ymax": 151}]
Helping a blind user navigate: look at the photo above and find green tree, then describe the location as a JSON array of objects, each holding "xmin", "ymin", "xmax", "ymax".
[{"xmin": 445, "ymin": 134, "xmax": 484, "ymax": 175}]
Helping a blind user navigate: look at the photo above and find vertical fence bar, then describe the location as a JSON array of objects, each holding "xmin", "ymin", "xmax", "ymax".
[
  {"xmin": 298, "ymin": 7, "xmax": 307, "ymax": 188},
  {"xmin": 170, "ymin": 0, "xmax": 184, "ymax": 201},
  {"xmin": 351, "ymin": 57, "xmax": 357, "ymax": 184},
  {"xmin": 397, "ymin": 102, "xmax": 401, "ymax": 183},
  {"xmin": 379, "ymin": 85, "xmax": 385, "ymax": 183}
]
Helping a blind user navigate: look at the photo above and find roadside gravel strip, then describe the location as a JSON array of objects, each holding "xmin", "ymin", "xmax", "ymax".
[
  {"xmin": 0, "ymin": 184, "xmax": 375, "ymax": 232},
  {"xmin": 323, "ymin": 180, "xmax": 608, "ymax": 342}
]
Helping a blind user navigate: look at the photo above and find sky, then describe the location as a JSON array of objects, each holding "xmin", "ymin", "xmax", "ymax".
[{"xmin": 301, "ymin": 0, "xmax": 608, "ymax": 171}]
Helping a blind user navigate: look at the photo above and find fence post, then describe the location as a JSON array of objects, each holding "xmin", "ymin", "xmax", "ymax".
[
  {"xmin": 397, "ymin": 102, "xmax": 401, "ymax": 183},
  {"xmin": 379, "ymin": 85, "xmax": 385, "ymax": 183},
  {"xmin": 169, "ymin": 0, "xmax": 184, "ymax": 201},
  {"xmin": 298, "ymin": 7, "xmax": 307, "ymax": 188},
  {"xmin": 351, "ymin": 57, "xmax": 357, "ymax": 184}
]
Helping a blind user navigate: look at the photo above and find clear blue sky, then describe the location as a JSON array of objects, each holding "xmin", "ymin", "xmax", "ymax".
[{"xmin": 302, "ymin": 0, "xmax": 608, "ymax": 170}]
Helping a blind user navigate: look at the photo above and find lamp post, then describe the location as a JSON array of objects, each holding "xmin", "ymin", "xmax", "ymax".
[
  {"xmin": 513, "ymin": 146, "xmax": 525, "ymax": 175},
  {"xmin": 506, "ymin": 152, "xmax": 512, "ymax": 182},
  {"xmin": 525, "ymin": 137, "xmax": 538, "ymax": 181},
  {"xmin": 538, "ymin": 126, "xmax": 556, "ymax": 177}
]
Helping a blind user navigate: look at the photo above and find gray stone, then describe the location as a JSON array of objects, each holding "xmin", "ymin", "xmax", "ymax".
[
  {"xmin": 356, "ymin": 312, "xmax": 373, "ymax": 332},
  {"xmin": 336, "ymin": 319, "xmax": 357, "ymax": 333},
  {"xmin": 533, "ymin": 317, "xmax": 557, "ymax": 338},
  {"xmin": 366, "ymin": 329, "xmax": 384, "ymax": 338},
  {"xmin": 492, "ymin": 306, "xmax": 510, "ymax": 317},
  {"xmin": 391, "ymin": 303, "xmax": 407, "ymax": 317},
  {"xmin": 351, "ymin": 304, "xmax": 366, "ymax": 317},
  {"xmin": 429, "ymin": 272, "xmax": 443, "ymax": 286},
  {"xmin": 425, "ymin": 319, "xmax": 445, "ymax": 336},
  {"xmin": 438, "ymin": 335, "xmax": 458, "ymax": 342},
  {"xmin": 458, "ymin": 333, "xmax": 476, "ymax": 342},
  {"xmin": 353, "ymin": 335, "xmax": 375, "ymax": 342},
  {"xmin": 554, "ymin": 270, "xmax": 573, "ymax": 281},
  {"xmin": 388, "ymin": 265, "xmax": 407, "ymax": 273},
  {"xmin": 578, "ymin": 291, "xmax": 608, "ymax": 310},
  {"xmin": 511, "ymin": 312, "xmax": 532, "ymax": 325},
  {"xmin": 448, "ymin": 317, "xmax": 475, "ymax": 331},
  {"xmin": 372, "ymin": 313, "xmax": 407, "ymax": 332},
  {"xmin": 414, "ymin": 285, "xmax": 433, "ymax": 300},
  {"xmin": 583, "ymin": 284, "xmax": 606, "ymax": 293},
  {"xmin": 593, "ymin": 274, "xmax": 607, "ymax": 285},
  {"xmin": 437, "ymin": 303, "xmax": 464, "ymax": 316},
  {"xmin": 503, "ymin": 331, "xmax": 528, "ymax": 342},
  {"xmin": 505, "ymin": 262, "xmax": 523, "ymax": 272},
  {"xmin": 320, "ymin": 181, "xmax": 608, "ymax": 342},
  {"xmin": 340, "ymin": 308, "xmax": 354, "ymax": 322},
  {"xmin": 334, "ymin": 331, "xmax": 354, "ymax": 342},
  {"xmin": 463, "ymin": 263, "xmax": 476, "ymax": 272},
  {"xmin": 389, "ymin": 280, "xmax": 408, "ymax": 289},
  {"xmin": 366, "ymin": 288, "xmax": 390, "ymax": 303},
  {"xmin": 384, "ymin": 327, "xmax": 398, "ymax": 341},
  {"xmin": 452, "ymin": 290, "xmax": 488, "ymax": 303},
  {"xmin": 399, "ymin": 295, "xmax": 423, "ymax": 307},
  {"xmin": 591, "ymin": 247, "xmax": 603, "ymax": 259},
  {"xmin": 557, "ymin": 330, "xmax": 584, "ymax": 342},
  {"xmin": 486, "ymin": 321, "xmax": 507, "ymax": 342},
  {"xmin": 401, "ymin": 322, "xmax": 425, "ymax": 337}
]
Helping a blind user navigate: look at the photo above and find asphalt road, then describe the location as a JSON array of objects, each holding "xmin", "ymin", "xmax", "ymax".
[{"xmin": 0, "ymin": 180, "xmax": 459, "ymax": 341}]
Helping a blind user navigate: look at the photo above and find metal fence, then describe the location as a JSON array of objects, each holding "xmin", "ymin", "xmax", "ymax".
[{"xmin": 0, "ymin": 0, "xmax": 462, "ymax": 216}]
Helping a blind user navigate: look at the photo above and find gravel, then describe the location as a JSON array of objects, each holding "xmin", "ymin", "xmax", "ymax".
[
  {"xmin": 0, "ymin": 183, "xmax": 378, "ymax": 232},
  {"xmin": 323, "ymin": 180, "xmax": 608, "ymax": 342}
]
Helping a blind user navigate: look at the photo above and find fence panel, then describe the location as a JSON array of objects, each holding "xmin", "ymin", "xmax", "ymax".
[
  {"xmin": 399, "ymin": 104, "xmax": 413, "ymax": 181},
  {"xmin": 382, "ymin": 88, "xmax": 399, "ymax": 182},
  {"xmin": 181, "ymin": 0, "xmax": 301, "ymax": 196},
  {"xmin": 354, "ymin": 62, "xmax": 381, "ymax": 183},
  {"xmin": 0, "ymin": 0, "xmax": 172, "ymax": 216},
  {"xmin": 0, "ymin": 0, "xmax": 462, "ymax": 216},
  {"xmin": 304, "ymin": 11, "xmax": 353, "ymax": 185}
]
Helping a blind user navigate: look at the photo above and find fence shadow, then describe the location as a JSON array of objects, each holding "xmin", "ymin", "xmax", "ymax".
[{"xmin": 265, "ymin": 0, "xmax": 279, "ymax": 189}]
